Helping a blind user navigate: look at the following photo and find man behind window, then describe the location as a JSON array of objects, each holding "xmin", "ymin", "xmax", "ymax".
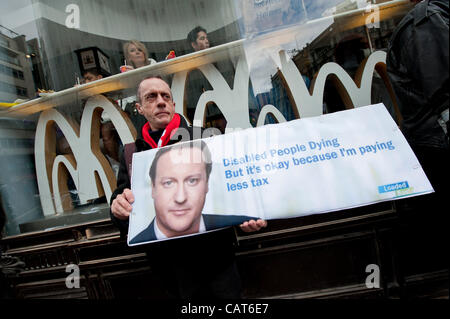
[
  {"xmin": 187, "ymin": 26, "xmax": 210, "ymax": 52},
  {"xmin": 387, "ymin": 0, "xmax": 449, "ymax": 202}
]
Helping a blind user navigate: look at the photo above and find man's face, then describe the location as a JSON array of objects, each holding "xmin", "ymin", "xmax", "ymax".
[
  {"xmin": 136, "ymin": 78, "xmax": 175, "ymax": 130},
  {"xmin": 152, "ymin": 147, "xmax": 209, "ymax": 237},
  {"xmin": 192, "ymin": 31, "xmax": 210, "ymax": 51}
]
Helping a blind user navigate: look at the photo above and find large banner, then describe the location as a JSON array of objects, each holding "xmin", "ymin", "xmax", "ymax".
[{"xmin": 128, "ymin": 104, "xmax": 433, "ymax": 246}]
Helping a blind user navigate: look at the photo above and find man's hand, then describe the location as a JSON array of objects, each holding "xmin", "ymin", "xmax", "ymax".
[
  {"xmin": 111, "ymin": 188, "xmax": 134, "ymax": 220},
  {"xmin": 240, "ymin": 219, "xmax": 267, "ymax": 233}
]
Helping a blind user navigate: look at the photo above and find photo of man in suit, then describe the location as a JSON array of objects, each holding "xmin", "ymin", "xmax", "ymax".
[{"xmin": 129, "ymin": 140, "xmax": 257, "ymax": 244}]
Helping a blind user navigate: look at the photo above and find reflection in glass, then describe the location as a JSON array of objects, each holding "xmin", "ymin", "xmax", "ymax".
[{"xmin": 0, "ymin": 0, "xmax": 414, "ymax": 235}]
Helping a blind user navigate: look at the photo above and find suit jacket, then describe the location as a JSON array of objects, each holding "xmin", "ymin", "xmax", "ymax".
[{"xmin": 129, "ymin": 214, "xmax": 256, "ymax": 245}]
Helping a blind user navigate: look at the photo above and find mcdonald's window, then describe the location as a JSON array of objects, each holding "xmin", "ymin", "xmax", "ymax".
[{"xmin": 0, "ymin": 0, "xmax": 414, "ymax": 236}]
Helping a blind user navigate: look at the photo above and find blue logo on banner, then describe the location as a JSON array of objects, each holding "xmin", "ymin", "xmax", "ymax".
[{"xmin": 378, "ymin": 181, "xmax": 409, "ymax": 194}]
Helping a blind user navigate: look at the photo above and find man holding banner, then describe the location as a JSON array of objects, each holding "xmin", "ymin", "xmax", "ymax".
[{"xmin": 110, "ymin": 76, "xmax": 267, "ymax": 298}]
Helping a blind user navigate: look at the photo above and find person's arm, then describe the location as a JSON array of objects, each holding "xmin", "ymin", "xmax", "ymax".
[{"xmin": 403, "ymin": 12, "xmax": 449, "ymax": 111}]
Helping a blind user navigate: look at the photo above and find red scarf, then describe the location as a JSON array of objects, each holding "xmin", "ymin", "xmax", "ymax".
[{"xmin": 141, "ymin": 113, "xmax": 181, "ymax": 148}]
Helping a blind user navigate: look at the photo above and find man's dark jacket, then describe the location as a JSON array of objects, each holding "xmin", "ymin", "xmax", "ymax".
[
  {"xmin": 387, "ymin": 0, "xmax": 449, "ymax": 149},
  {"xmin": 109, "ymin": 114, "xmax": 243, "ymax": 298}
]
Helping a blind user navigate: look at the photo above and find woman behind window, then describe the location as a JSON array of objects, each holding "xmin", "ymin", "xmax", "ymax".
[
  {"xmin": 120, "ymin": 40, "xmax": 157, "ymax": 73},
  {"xmin": 120, "ymin": 40, "xmax": 157, "ymax": 131}
]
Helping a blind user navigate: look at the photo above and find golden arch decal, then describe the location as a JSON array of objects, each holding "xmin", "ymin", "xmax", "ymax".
[
  {"xmin": 35, "ymin": 95, "xmax": 136, "ymax": 215},
  {"xmin": 171, "ymin": 50, "xmax": 399, "ymax": 130},
  {"xmin": 35, "ymin": 51, "xmax": 398, "ymax": 216}
]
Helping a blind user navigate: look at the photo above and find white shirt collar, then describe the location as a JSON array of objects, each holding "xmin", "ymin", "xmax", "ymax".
[{"xmin": 154, "ymin": 214, "xmax": 206, "ymax": 240}]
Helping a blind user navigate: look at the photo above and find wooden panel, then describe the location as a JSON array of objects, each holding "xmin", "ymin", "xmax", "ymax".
[{"xmin": 1, "ymin": 201, "xmax": 448, "ymax": 299}]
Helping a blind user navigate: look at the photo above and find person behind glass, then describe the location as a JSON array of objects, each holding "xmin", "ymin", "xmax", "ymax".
[
  {"xmin": 110, "ymin": 76, "xmax": 267, "ymax": 298},
  {"xmin": 120, "ymin": 40, "xmax": 157, "ymax": 73},
  {"xmin": 81, "ymin": 68, "xmax": 103, "ymax": 84},
  {"xmin": 387, "ymin": 0, "xmax": 449, "ymax": 210},
  {"xmin": 186, "ymin": 26, "xmax": 231, "ymax": 133},
  {"xmin": 187, "ymin": 26, "xmax": 210, "ymax": 52}
]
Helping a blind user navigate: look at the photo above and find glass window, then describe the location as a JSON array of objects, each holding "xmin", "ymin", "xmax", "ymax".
[
  {"xmin": 0, "ymin": 47, "xmax": 20, "ymax": 66},
  {"xmin": 0, "ymin": 0, "xmax": 414, "ymax": 236}
]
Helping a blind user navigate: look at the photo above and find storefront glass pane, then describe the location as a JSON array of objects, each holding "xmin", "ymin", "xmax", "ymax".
[{"xmin": 0, "ymin": 0, "xmax": 413, "ymax": 236}]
